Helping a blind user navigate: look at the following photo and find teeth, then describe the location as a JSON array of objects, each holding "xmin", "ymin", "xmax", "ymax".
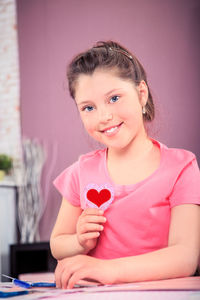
[{"xmin": 105, "ymin": 126, "xmax": 118, "ymax": 133}]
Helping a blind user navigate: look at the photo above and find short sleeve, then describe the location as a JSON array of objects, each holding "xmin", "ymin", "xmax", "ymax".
[
  {"xmin": 53, "ymin": 161, "xmax": 80, "ymax": 206},
  {"xmin": 169, "ymin": 158, "xmax": 200, "ymax": 208}
]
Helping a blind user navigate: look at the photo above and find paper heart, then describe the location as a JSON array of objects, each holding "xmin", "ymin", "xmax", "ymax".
[
  {"xmin": 84, "ymin": 184, "xmax": 114, "ymax": 211},
  {"xmin": 87, "ymin": 188, "xmax": 111, "ymax": 207}
]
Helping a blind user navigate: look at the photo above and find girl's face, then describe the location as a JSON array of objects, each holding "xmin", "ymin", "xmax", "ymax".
[{"xmin": 75, "ymin": 68, "xmax": 148, "ymax": 151}]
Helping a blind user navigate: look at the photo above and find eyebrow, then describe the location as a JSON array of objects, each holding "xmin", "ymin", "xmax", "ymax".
[
  {"xmin": 77, "ymin": 88, "xmax": 123, "ymax": 106},
  {"xmin": 105, "ymin": 88, "xmax": 123, "ymax": 97}
]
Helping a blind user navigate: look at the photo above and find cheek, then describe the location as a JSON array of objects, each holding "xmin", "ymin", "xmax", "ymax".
[
  {"xmin": 80, "ymin": 115, "xmax": 96, "ymax": 134},
  {"xmin": 117, "ymin": 106, "xmax": 141, "ymax": 122},
  {"xmin": 118, "ymin": 106, "xmax": 144, "ymax": 130}
]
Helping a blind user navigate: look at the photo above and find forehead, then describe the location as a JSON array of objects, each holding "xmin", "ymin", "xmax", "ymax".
[{"xmin": 75, "ymin": 68, "xmax": 134, "ymax": 101}]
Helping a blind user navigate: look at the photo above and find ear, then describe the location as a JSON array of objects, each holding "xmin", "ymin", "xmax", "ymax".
[{"xmin": 137, "ymin": 80, "xmax": 148, "ymax": 107}]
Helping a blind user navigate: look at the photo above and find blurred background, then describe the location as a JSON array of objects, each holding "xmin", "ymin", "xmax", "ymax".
[{"xmin": 0, "ymin": 0, "xmax": 200, "ymax": 277}]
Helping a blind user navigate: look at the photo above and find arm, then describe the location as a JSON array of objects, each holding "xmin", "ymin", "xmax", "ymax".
[
  {"xmin": 50, "ymin": 198, "xmax": 84, "ymax": 259},
  {"xmin": 114, "ymin": 204, "xmax": 200, "ymax": 282},
  {"xmin": 55, "ymin": 204, "xmax": 200, "ymax": 288},
  {"xmin": 50, "ymin": 198, "xmax": 106, "ymax": 260}
]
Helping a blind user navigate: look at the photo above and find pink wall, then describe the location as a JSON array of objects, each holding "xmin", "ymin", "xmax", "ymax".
[{"xmin": 16, "ymin": 0, "xmax": 200, "ymax": 240}]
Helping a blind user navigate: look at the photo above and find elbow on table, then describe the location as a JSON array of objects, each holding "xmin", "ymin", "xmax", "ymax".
[
  {"xmin": 49, "ymin": 237, "xmax": 59, "ymax": 260},
  {"xmin": 179, "ymin": 254, "xmax": 200, "ymax": 277}
]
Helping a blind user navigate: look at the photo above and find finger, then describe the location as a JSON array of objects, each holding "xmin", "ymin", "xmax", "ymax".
[
  {"xmin": 77, "ymin": 215, "xmax": 106, "ymax": 230},
  {"xmin": 82, "ymin": 208, "xmax": 104, "ymax": 216},
  {"xmin": 79, "ymin": 223, "xmax": 104, "ymax": 234},
  {"xmin": 67, "ymin": 269, "xmax": 88, "ymax": 289},
  {"xmin": 79, "ymin": 231, "xmax": 100, "ymax": 242},
  {"xmin": 84, "ymin": 215, "xmax": 107, "ymax": 224},
  {"xmin": 61, "ymin": 268, "xmax": 73, "ymax": 289},
  {"xmin": 55, "ymin": 262, "xmax": 63, "ymax": 288}
]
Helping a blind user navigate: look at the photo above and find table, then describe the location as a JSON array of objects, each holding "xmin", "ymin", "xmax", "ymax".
[{"xmin": 0, "ymin": 276, "xmax": 200, "ymax": 299}]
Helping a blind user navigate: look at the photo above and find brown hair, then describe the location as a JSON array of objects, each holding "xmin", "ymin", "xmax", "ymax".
[{"xmin": 67, "ymin": 41, "xmax": 154, "ymax": 122}]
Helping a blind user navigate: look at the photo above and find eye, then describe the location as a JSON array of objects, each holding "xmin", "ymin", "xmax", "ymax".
[
  {"xmin": 82, "ymin": 105, "xmax": 94, "ymax": 112},
  {"xmin": 110, "ymin": 95, "xmax": 119, "ymax": 103}
]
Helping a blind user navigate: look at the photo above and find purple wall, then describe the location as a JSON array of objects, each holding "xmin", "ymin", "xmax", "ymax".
[{"xmin": 17, "ymin": 0, "xmax": 200, "ymax": 240}]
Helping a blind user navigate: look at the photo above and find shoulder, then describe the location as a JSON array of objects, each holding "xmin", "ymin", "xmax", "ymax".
[
  {"xmin": 159, "ymin": 141, "xmax": 197, "ymax": 168},
  {"xmin": 78, "ymin": 148, "xmax": 106, "ymax": 166},
  {"xmin": 157, "ymin": 141, "xmax": 200, "ymax": 195}
]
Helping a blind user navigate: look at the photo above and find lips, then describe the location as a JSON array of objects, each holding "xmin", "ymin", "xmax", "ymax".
[{"xmin": 100, "ymin": 122, "xmax": 123, "ymax": 136}]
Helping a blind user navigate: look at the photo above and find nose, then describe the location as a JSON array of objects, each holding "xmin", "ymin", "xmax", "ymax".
[{"xmin": 98, "ymin": 106, "xmax": 113, "ymax": 123}]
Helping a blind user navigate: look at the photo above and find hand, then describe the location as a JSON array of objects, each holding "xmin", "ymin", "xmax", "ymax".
[
  {"xmin": 55, "ymin": 255, "xmax": 117, "ymax": 289},
  {"xmin": 76, "ymin": 208, "xmax": 106, "ymax": 253}
]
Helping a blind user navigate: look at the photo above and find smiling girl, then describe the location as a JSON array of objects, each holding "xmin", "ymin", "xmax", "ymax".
[{"xmin": 50, "ymin": 41, "xmax": 200, "ymax": 289}]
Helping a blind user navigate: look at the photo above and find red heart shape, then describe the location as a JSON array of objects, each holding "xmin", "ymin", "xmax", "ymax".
[{"xmin": 86, "ymin": 188, "xmax": 111, "ymax": 207}]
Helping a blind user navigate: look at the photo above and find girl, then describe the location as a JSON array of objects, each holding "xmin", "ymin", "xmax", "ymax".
[{"xmin": 50, "ymin": 41, "xmax": 200, "ymax": 289}]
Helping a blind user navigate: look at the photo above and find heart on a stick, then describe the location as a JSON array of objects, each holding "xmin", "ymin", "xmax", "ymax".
[{"xmin": 84, "ymin": 184, "xmax": 114, "ymax": 211}]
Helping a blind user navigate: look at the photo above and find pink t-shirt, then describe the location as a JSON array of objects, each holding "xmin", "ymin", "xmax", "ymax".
[{"xmin": 53, "ymin": 140, "xmax": 200, "ymax": 259}]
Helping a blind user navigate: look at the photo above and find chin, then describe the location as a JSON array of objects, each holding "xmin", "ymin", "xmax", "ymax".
[
  {"xmin": 107, "ymin": 141, "xmax": 130, "ymax": 150},
  {"xmin": 111, "ymin": 138, "xmax": 136, "ymax": 151}
]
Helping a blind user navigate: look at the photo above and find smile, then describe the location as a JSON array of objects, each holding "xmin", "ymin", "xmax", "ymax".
[{"xmin": 100, "ymin": 123, "xmax": 123, "ymax": 136}]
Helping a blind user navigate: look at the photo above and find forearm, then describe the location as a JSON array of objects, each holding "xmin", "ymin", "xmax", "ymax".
[
  {"xmin": 50, "ymin": 234, "xmax": 88, "ymax": 260},
  {"xmin": 113, "ymin": 245, "xmax": 199, "ymax": 283}
]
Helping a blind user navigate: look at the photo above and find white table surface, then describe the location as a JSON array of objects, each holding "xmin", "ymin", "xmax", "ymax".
[{"xmin": 0, "ymin": 277, "xmax": 200, "ymax": 299}]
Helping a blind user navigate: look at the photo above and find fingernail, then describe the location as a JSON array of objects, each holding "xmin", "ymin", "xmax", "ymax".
[{"xmin": 99, "ymin": 210, "xmax": 104, "ymax": 214}]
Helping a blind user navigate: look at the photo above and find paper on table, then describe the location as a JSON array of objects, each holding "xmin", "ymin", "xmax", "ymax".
[
  {"xmin": 81, "ymin": 277, "xmax": 200, "ymax": 293},
  {"xmin": 0, "ymin": 281, "xmax": 97, "ymax": 299},
  {"xmin": 1, "ymin": 277, "xmax": 200, "ymax": 299}
]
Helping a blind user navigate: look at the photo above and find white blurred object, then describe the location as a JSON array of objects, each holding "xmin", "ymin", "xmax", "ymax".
[
  {"xmin": 19, "ymin": 272, "xmax": 54, "ymax": 282},
  {"xmin": 0, "ymin": 187, "xmax": 17, "ymax": 276},
  {"xmin": 17, "ymin": 139, "xmax": 46, "ymax": 243}
]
